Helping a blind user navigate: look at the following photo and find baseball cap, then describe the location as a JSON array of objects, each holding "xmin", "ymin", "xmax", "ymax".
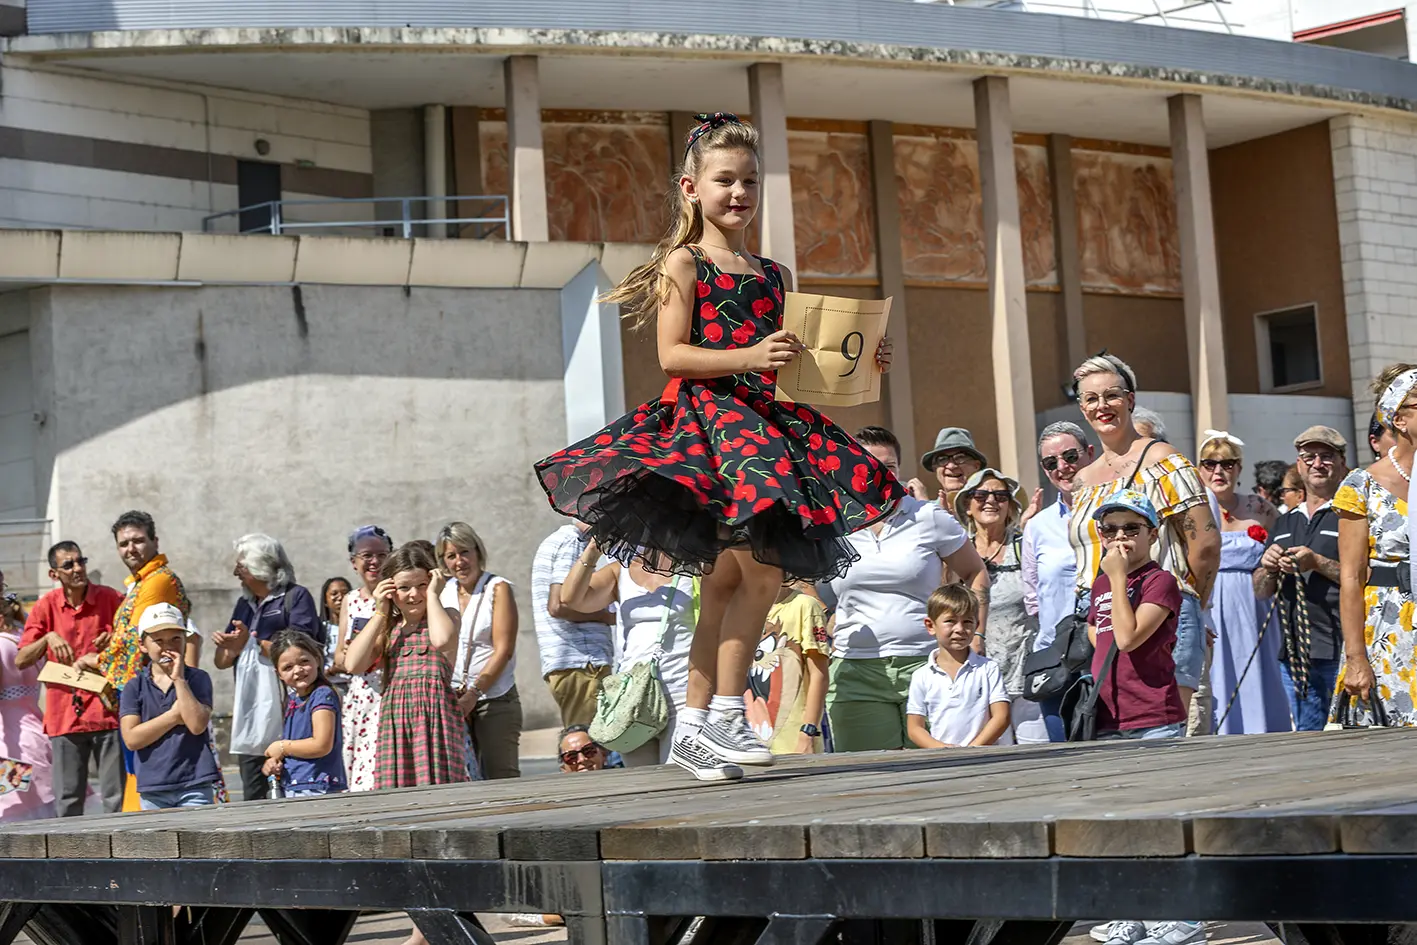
[
  {"xmin": 1293, "ymin": 425, "xmax": 1347, "ymax": 452},
  {"xmin": 1092, "ymin": 489, "xmax": 1159, "ymax": 528},
  {"xmin": 137, "ymin": 602, "xmax": 187, "ymax": 636}
]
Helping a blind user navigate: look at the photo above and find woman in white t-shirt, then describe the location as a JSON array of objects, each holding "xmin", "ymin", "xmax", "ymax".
[
  {"xmin": 437, "ymin": 522, "xmax": 519, "ymax": 780},
  {"xmin": 822, "ymin": 427, "xmax": 991, "ymax": 752},
  {"xmin": 560, "ymin": 539, "xmax": 696, "ymax": 767}
]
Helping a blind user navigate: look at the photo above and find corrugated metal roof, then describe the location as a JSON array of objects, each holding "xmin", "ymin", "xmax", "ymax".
[{"xmin": 23, "ymin": 0, "xmax": 1417, "ymax": 103}]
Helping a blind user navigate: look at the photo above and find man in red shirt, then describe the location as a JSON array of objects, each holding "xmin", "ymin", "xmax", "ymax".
[{"xmin": 17, "ymin": 541, "xmax": 125, "ymax": 815}]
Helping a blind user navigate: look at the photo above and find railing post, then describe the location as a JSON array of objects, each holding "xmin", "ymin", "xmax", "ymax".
[
  {"xmin": 270, "ymin": 203, "xmax": 282, "ymax": 236},
  {"xmin": 402, "ymin": 199, "xmax": 413, "ymax": 240}
]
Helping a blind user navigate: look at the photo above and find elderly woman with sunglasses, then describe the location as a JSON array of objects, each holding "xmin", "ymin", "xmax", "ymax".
[
  {"xmin": 1067, "ymin": 355, "xmax": 1220, "ymax": 735},
  {"xmin": 1333, "ymin": 364, "xmax": 1417, "ymax": 727},
  {"xmin": 1021, "ymin": 422, "xmax": 1095, "ymax": 741},
  {"xmin": 1196, "ymin": 432, "xmax": 1288, "ymax": 734},
  {"xmin": 956, "ymin": 469, "xmax": 1047, "ymax": 743}
]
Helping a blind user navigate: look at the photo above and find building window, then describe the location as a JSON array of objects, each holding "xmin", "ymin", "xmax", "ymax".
[{"xmin": 1255, "ymin": 304, "xmax": 1323, "ymax": 393}]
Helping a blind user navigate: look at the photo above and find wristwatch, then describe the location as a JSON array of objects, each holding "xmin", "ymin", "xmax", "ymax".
[{"xmin": 800, "ymin": 723, "xmax": 821, "ymax": 738}]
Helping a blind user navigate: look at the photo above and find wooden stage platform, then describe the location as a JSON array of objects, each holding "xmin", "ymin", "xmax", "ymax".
[{"xmin": 2, "ymin": 730, "xmax": 1417, "ymax": 945}]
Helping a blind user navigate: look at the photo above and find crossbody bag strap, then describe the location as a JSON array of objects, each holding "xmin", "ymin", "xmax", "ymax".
[
  {"xmin": 456, "ymin": 573, "xmax": 493, "ymax": 689},
  {"xmin": 651, "ymin": 576, "xmax": 687, "ymax": 661},
  {"xmin": 1128, "ymin": 438, "xmax": 1161, "ymax": 489},
  {"xmin": 1082, "ymin": 638, "xmax": 1120, "ymax": 714}
]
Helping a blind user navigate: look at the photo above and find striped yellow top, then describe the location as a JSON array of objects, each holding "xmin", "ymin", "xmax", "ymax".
[{"xmin": 1068, "ymin": 453, "xmax": 1209, "ymax": 596}]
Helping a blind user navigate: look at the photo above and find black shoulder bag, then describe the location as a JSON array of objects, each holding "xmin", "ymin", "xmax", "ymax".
[
  {"xmin": 1063, "ymin": 637, "xmax": 1117, "ymax": 742},
  {"xmin": 1021, "ymin": 439, "xmax": 1160, "ymax": 705}
]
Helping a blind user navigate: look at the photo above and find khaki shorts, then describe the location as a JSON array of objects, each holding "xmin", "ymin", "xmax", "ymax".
[{"xmin": 545, "ymin": 664, "xmax": 611, "ymax": 728}]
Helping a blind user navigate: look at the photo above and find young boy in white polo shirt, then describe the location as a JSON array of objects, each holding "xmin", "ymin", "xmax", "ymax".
[{"xmin": 905, "ymin": 585, "xmax": 1011, "ymax": 748}]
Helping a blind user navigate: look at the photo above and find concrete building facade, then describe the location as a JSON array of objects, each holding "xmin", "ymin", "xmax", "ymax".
[{"xmin": 2, "ymin": 0, "xmax": 1417, "ymax": 724}]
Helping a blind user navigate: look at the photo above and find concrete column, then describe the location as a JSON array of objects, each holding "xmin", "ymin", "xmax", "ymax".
[
  {"xmin": 1168, "ymin": 93, "xmax": 1229, "ymax": 439},
  {"xmin": 1405, "ymin": 5, "xmax": 1417, "ymax": 63},
  {"xmin": 560, "ymin": 262, "xmax": 625, "ymax": 442},
  {"xmin": 974, "ymin": 76, "xmax": 1038, "ymax": 495},
  {"xmin": 423, "ymin": 104, "xmax": 448, "ymax": 239},
  {"xmin": 449, "ymin": 106, "xmax": 484, "ymax": 236},
  {"xmin": 867, "ymin": 119, "xmax": 916, "ymax": 465},
  {"xmin": 1047, "ymin": 134, "xmax": 1087, "ymax": 372},
  {"xmin": 747, "ymin": 63, "xmax": 797, "ymax": 272},
  {"xmin": 504, "ymin": 55, "xmax": 549, "ymax": 242}
]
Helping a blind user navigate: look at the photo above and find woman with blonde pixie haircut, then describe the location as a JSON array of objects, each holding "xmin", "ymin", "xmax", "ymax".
[
  {"xmin": 1333, "ymin": 363, "xmax": 1417, "ymax": 726},
  {"xmin": 1197, "ymin": 432, "xmax": 1287, "ymax": 734},
  {"xmin": 1065, "ymin": 354, "xmax": 1220, "ymax": 736},
  {"xmin": 435, "ymin": 521, "xmax": 520, "ymax": 778}
]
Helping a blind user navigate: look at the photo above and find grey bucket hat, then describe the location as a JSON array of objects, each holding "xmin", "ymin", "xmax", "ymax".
[
  {"xmin": 953, "ymin": 468, "xmax": 1024, "ymax": 524},
  {"xmin": 920, "ymin": 427, "xmax": 988, "ymax": 473}
]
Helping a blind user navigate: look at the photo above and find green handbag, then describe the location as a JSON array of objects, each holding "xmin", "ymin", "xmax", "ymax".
[{"xmin": 589, "ymin": 576, "xmax": 692, "ymax": 753}]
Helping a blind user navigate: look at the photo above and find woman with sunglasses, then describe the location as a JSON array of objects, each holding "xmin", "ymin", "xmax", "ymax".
[
  {"xmin": 1021, "ymin": 422, "xmax": 1095, "ymax": 742},
  {"xmin": 1066, "ymin": 355, "xmax": 1220, "ymax": 743},
  {"xmin": 1333, "ymin": 364, "xmax": 1417, "ymax": 727},
  {"xmin": 331, "ymin": 524, "xmax": 394, "ymax": 793},
  {"xmin": 956, "ymin": 469, "xmax": 1046, "ymax": 743},
  {"xmin": 1197, "ymin": 432, "xmax": 1288, "ymax": 735},
  {"xmin": 557, "ymin": 725, "xmax": 609, "ymax": 773}
]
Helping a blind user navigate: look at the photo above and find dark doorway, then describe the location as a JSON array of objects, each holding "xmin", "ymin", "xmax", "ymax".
[{"xmin": 237, "ymin": 161, "xmax": 283, "ymax": 232}]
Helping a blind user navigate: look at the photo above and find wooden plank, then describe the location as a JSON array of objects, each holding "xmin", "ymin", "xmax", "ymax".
[
  {"xmin": 926, "ymin": 820, "xmax": 1052, "ymax": 859},
  {"xmin": 0, "ymin": 832, "xmax": 46, "ymax": 858},
  {"xmin": 409, "ymin": 827, "xmax": 502, "ymax": 860},
  {"xmin": 1053, "ymin": 818, "xmax": 1188, "ymax": 858},
  {"xmin": 111, "ymin": 829, "xmax": 181, "ymax": 859},
  {"xmin": 699, "ymin": 825, "xmax": 806, "ymax": 860},
  {"xmin": 46, "ymin": 833, "xmax": 112, "ymax": 859},
  {"xmin": 1192, "ymin": 813, "xmax": 1338, "ymax": 856},
  {"xmin": 809, "ymin": 823, "xmax": 925, "ymax": 859},
  {"xmin": 327, "ymin": 828, "xmax": 413, "ymax": 859}
]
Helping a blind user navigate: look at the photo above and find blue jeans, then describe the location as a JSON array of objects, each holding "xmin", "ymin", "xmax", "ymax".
[
  {"xmin": 1099, "ymin": 722, "xmax": 1184, "ymax": 740},
  {"xmin": 1280, "ymin": 658, "xmax": 1341, "ymax": 732},
  {"xmin": 139, "ymin": 782, "xmax": 216, "ymax": 810},
  {"xmin": 1174, "ymin": 595, "xmax": 1205, "ymax": 690},
  {"xmin": 1040, "ymin": 693, "xmax": 1066, "ymax": 742}
]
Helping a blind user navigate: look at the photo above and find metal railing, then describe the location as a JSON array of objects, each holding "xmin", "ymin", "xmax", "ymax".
[
  {"xmin": 928, "ymin": 0, "xmax": 1236, "ymax": 32},
  {"xmin": 201, "ymin": 195, "xmax": 509, "ymax": 239}
]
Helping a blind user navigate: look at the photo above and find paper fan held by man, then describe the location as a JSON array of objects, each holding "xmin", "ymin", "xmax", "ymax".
[{"xmin": 534, "ymin": 113, "xmax": 905, "ymax": 782}]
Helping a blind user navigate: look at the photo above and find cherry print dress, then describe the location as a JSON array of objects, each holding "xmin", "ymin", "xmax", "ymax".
[{"xmin": 536, "ymin": 247, "xmax": 905, "ymax": 581}]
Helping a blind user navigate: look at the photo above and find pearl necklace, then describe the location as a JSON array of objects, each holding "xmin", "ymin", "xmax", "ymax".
[{"xmin": 1389, "ymin": 446, "xmax": 1412, "ymax": 483}]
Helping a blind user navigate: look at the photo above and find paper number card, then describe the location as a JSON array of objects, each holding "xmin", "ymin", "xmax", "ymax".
[{"xmin": 773, "ymin": 293, "xmax": 892, "ymax": 408}]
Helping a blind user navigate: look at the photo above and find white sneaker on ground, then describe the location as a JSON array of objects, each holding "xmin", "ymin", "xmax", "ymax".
[
  {"xmin": 669, "ymin": 736, "xmax": 745, "ymax": 782},
  {"xmin": 505, "ymin": 914, "xmax": 560, "ymax": 928},
  {"xmin": 1104, "ymin": 921, "xmax": 1149, "ymax": 945},
  {"xmin": 1090, "ymin": 922, "xmax": 1119, "ymax": 942},
  {"xmin": 1137, "ymin": 922, "xmax": 1206, "ymax": 945},
  {"xmin": 696, "ymin": 711, "xmax": 774, "ymax": 766}
]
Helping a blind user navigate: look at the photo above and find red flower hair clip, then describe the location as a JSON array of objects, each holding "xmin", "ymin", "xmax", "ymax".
[{"xmin": 1247, "ymin": 524, "xmax": 1269, "ymax": 544}]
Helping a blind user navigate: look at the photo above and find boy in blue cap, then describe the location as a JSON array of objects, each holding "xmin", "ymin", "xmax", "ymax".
[{"xmin": 1087, "ymin": 490, "xmax": 1186, "ymax": 740}]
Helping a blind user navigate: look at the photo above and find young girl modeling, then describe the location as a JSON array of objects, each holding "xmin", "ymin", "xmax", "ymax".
[
  {"xmin": 344, "ymin": 543, "xmax": 470, "ymax": 790},
  {"xmin": 263, "ymin": 630, "xmax": 346, "ymax": 797},
  {"xmin": 535, "ymin": 113, "xmax": 904, "ymax": 780}
]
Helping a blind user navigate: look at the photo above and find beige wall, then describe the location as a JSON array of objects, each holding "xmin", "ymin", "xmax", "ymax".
[
  {"xmin": 1082, "ymin": 293, "xmax": 1190, "ymax": 393},
  {"xmin": 1210, "ymin": 122, "xmax": 1349, "ymax": 397}
]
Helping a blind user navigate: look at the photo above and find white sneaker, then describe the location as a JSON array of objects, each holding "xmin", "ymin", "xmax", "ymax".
[
  {"xmin": 1137, "ymin": 922, "xmax": 1206, "ymax": 945},
  {"xmin": 1090, "ymin": 922, "xmax": 1119, "ymax": 943},
  {"xmin": 505, "ymin": 914, "xmax": 557, "ymax": 928},
  {"xmin": 669, "ymin": 736, "xmax": 744, "ymax": 782},
  {"xmin": 697, "ymin": 711, "xmax": 774, "ymax": 766},
  {"xmin": 1104, "ymin": 921, "xmax": 1149, "ymax": 945}
]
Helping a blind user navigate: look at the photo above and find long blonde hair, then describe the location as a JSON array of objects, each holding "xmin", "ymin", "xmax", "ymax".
[{"xmin": 603, "ymin": 116, "xmax": 762, "ymax": 330}]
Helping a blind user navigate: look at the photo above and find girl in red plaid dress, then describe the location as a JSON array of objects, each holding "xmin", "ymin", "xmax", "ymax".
[{"xmin": 344, "ymin": 543, "xmax": 469, "ymax": 789}]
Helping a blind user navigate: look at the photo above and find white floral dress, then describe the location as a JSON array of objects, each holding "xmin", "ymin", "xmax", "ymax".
[
  {"xmin": 341, "ymin": 590, "xmax": 384, "ymax": 792},
  {"xmin": 1332, "ymin": 470, "xmax": 1415, "ymax": 726}
]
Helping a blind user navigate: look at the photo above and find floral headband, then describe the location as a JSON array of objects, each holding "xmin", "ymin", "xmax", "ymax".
[
  {"xmin": 1377, "ymin": 368, "xmax": 1417, "ymax": 428},
  {"xmin": 685, "ymin": 112, "xmax": 743, "ymax": 159},
  {"xmin": 1198, "ymin": 429, "xmax": 1244, "ymax": 455}
]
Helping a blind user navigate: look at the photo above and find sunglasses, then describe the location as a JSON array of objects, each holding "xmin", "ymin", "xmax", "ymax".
[
  {"xmin": 559, "ymin": 744, "xmax": 603, "ymax": 765},
  {"xmin": 1041, "ymin": 448, "xmax": 1084, "ymax": 472},
  {"xmin": 968, "ymin": 489, "xmax": 1012, "ymax": 505},
  {"xmin": 1099, "ymin": 523, "xmax": 1148, "ymax": 538},
  {"xmin": 1199, "ymin": 459, "xmax": 1239, "ymax": 471},
  {"xmin": 54, "ymin": 557, "xmax": 88, "ymax": 571}
]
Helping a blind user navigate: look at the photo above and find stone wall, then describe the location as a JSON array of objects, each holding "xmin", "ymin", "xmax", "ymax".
[
  {"xmin": 25, "ymin": 282, "xmax": 569, "ymax": 728},
  {"xmin": 1330, "ymin": 113, "xmax": 1417, "ymax": 442}
]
